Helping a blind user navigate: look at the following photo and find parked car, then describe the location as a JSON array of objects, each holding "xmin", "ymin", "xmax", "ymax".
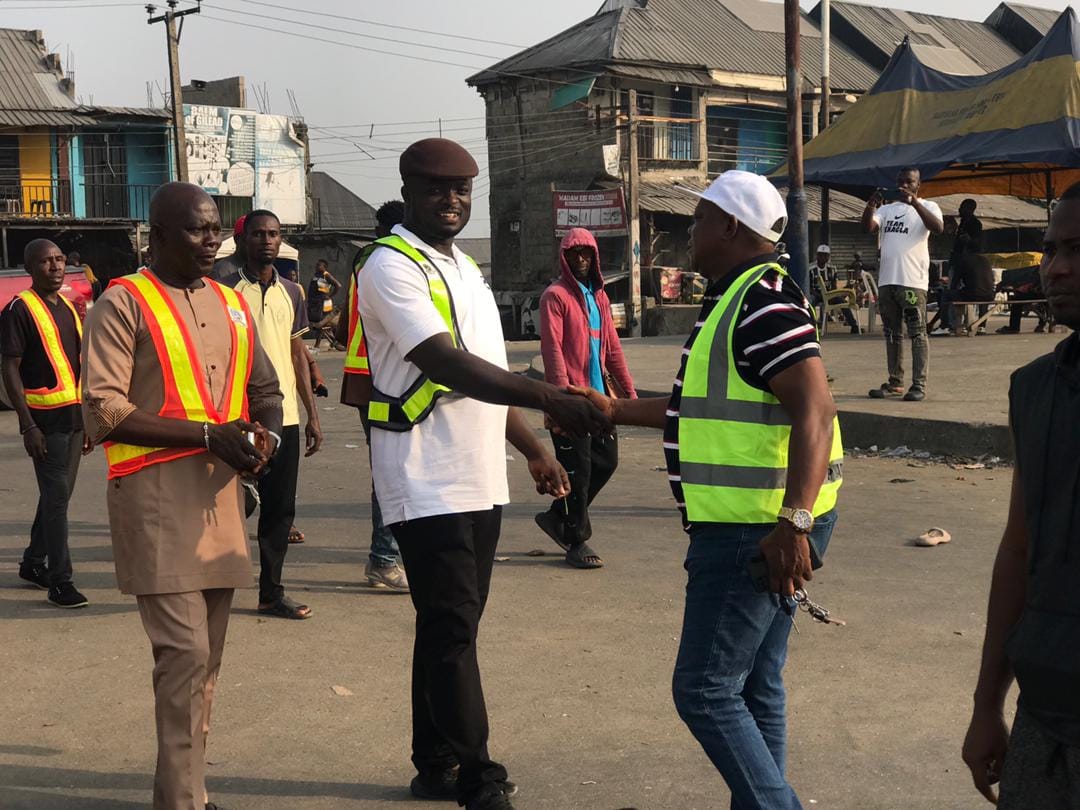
[{"xmin": 0, "ymin": 266, "xmax": 92, "ymax": 409}]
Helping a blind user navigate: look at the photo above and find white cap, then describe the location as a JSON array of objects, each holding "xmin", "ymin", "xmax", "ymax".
[
  {"xmin": 816, "ymin": 244, "xmax": 831, "ymax": 254},
  {"xmin": 686, "ymin": 171, "xmax": 788, "ymax": 243}
]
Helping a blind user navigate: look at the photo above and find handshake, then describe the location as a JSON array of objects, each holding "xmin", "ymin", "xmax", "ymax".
[{"xmin": 542, "ymin": 385, "xmax": 615, "ymax": 437}]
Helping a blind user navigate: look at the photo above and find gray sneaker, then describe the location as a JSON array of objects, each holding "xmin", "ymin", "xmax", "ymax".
[{"xmin": 365, "ymin": 561, "xmax": 409, "ymax": 593}]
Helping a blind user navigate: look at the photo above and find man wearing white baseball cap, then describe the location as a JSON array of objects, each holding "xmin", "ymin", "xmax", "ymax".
[{"xmin": 570, "ymin": 171, "xmax": 843, "ymax": 808}]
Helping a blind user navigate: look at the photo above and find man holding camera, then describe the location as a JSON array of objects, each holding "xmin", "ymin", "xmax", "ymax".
[{"xmin": 862, "ymin": 167, "xmax": 944, "ymax": 401}]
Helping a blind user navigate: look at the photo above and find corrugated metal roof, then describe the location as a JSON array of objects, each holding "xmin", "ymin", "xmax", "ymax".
[
  {"xmin": 0, "ymin": 108, "xmax": 95, "ymax": 127},
  {"xmin": 1006, "ymin": 2, "xmax": 1062, "ymax": 33},
  {"xmin": 930, "ymin": 193, "xmax": 1048, "ymax": 228},
  {"xmin": 817, "ymin": 2, "xmax": 1023, "ymax": 73},
  {"xmin": 455, "ymin": 238, "xmax": 492, "ymax": 266},
  {"xmin": 605, "ymin": 63, "xmax": 714, "ymax": 87},
  {"xmin": 310, "ymin": 171, "xmax": 377, "ymax": 232},
  {"xmin": 76, "ymin": 105, "xmax": 170, "ymax": 120},
  {"xmin": 468, "ymin": 0, "xmax": 878, "ymax": 92},
  {"xmin": 640, "ymin": 177, "xmax": 865, "ymax": 222},
  {"xmin": 640, "ymin": 177, "xmax": 1047, "ymax": 228},
  {"xmin": 0, "ymin": 28, "xmax": 76, "ymax": 114}
]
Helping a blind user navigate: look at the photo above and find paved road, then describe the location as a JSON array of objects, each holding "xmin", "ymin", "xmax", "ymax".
[{"xmin": 0, "ymin": 365, "xmax": 1014, "ymax": 809}]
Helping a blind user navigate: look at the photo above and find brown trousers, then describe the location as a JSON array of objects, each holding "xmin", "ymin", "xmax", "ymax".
[{"xmin": 136, "ymin": 589, "xmax": 234, "ymax": 810}]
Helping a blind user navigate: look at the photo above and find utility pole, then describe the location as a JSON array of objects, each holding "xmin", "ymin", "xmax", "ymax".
[
  {"xmin": 819, "ymin": 0, "xmax": 831, "ymax": 248},
  {"xmin": 784, "ymin": 0, "xmax": 810, "ymax": 294},
  {"xmin": 627, "ymin": 88, "xmax": 643, "ymax": 338},
  {"xmin": 147, "ymin": 0, "xmax": 200, "ymax": 182}
]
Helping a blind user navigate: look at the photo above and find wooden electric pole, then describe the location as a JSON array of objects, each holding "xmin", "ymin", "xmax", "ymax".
[
  {"xmin": 784, "ymin": 0, "xmax": 810, "ymax": 294},
  {"xmin": 819, "ymin": 0, "xmax": 831, "ymax": 247},
  {"xmin": 147, "ymin": 0, "xmax": 200, "ymax": 182},
  {"xmin": 627, "ymin": 88, "xmax": 643, "ymax": 338}
]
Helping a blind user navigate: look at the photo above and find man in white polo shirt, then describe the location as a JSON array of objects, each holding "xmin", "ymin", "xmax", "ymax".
[
  {"xmin": 356, "ymin": 138, "xmax": 610, "ymax": 810},
  {"xmin": 862, "ymin": 167, "xmax": 944, "ymax": 401}
]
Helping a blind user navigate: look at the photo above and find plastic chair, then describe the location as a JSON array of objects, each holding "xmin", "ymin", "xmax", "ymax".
[
  {"xmin": 859, "ymin": 270, "xmax": 880, "ymax": 334},
  {"xmin": 813, "ymin": 269, "xmax": 859, "ymax": 335}
]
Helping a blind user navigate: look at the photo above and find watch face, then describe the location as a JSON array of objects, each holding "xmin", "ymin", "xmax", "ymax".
[{"xmin": 792, "ymin": 509, "xmax": 814, "ymax": 531}]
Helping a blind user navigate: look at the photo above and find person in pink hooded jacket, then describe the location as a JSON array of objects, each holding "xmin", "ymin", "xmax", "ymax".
[{"xmin": 535, "ymin": 227, "xmax": 636, "ymax": 569}]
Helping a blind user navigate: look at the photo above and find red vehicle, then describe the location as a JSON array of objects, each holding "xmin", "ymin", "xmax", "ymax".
[{"xmin": 0, "ymin": 266, "xmax": 92, "ymax": 408}]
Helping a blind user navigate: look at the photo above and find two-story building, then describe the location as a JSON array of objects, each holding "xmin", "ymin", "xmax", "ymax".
[
  {"xmin": 0, "ymin": 27, "xmax": 174, "ymax": 273},
  {"xmin": 466, "ymin": 0, "xmax": 876, "ymax": 296},
  {"xmin": 467, "ymin": 0, "xmax": 1060, "ymax": 326}
]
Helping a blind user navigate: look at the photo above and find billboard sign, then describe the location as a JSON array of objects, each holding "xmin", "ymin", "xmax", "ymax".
[{"xmin": 552, "ymin": 188, "xmax": 627, "ymax": 237}]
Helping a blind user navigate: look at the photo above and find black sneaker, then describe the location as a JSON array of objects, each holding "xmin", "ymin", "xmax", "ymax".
[
  {"xmin": 19, "ymin": 563, "xmax": 50, "ymax": 590},
  {"xmin": 868, "ymin": 383, "xmax": 904, "ymax": 399},
  {"xmin": 410, "ymin": 767, "xmax": 458, "ymax": 801},
  {"xmin": 410, "ymin": 770, "xmax": 517, "ymax": 802},
  {"xmin": 206, "ymin": 804, "xmax": 227, "ymax": 810},
  {"xmin": 465, "ymin": 786, "xmax": 515, "ymax": 810},
  {"xmin": 903, "ymin": 388, "xmax": 926, "ymax": 402},
  {"xmin": 48, "ymin": 582, "xmax": 88, "ymax": 609}
]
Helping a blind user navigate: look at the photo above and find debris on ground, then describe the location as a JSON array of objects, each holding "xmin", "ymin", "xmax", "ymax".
[
  {"xmin": 847, "ymin": 445, "xmax": 1010, "ymax": 469},
  {"xmin": 889, "ymin": 478, "xmax": 915, "ymax": 484},
  {"xmin": 330, "ymin": 685, "xmax": 353, "ymax": 697},
  {"xmin": 526, "ymin": 549, "xmax": 546, "ymax": 557},
  {"xmin": 494, "ymin": 556, "xmax": 510, "ymax": 562}
]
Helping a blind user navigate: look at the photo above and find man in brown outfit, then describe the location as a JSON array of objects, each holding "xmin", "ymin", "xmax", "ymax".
[{"xmin": 82, "ymin": 182, "xmax": 284, "ymax": 810}]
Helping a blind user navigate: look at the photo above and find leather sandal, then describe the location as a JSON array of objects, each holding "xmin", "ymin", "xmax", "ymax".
[{"xmin": 257, "ymin": 595, "xmax": 312, "ymax": 619}]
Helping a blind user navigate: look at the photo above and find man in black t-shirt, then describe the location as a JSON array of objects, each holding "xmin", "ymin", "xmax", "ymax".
[
  {"xmin": 0, "ymin": 239, "xmax": 90, "ymax": 608},
  {"xmin": 963, "ymin": 182, "xmax": 1080, "ymax": 808}
]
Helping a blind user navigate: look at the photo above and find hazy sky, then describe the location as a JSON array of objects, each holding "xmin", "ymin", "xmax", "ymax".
[{"xmin": 3, "ymin": 0, "xmax": 1075, "ymax": 236}]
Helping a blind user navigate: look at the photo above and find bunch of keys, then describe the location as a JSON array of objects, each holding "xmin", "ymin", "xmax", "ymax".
[{"xmin": 790, "ymin": 588, "xmax": 846, "ymax": 632}]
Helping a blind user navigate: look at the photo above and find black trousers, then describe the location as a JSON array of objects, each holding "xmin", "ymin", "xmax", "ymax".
[
  {"xmin": 391, "ymin": 507, "xmax": 508, "ymax": 800},
  {"xmin": 544, "ymin": 430, "xmax": 619, "ymax": 546},
  {"xmin": 256, "ymin": 424, "xmax": 300, "ymax": 604},
  {"xmin": 24, "ymin": 428, "xmax": 83, "ymax": 586}
]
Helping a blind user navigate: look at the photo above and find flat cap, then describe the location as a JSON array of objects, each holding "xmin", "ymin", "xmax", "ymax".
[{"xmin": 400, "ymin": 138, "xmax": 479, "ymax": 180}]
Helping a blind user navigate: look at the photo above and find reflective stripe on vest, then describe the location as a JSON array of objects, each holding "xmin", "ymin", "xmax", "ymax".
[
  {"xmin": 343, "ymin": 244, "xmax": 376, "ymax": 375},
  {"xmin": 678, "ymin": 262, "xmax": 843, "ymax": 524},
  {"xmin": 103, "ymin": 269, "xmax": 254, "ymax": 480},
  {"xmin": 16, "ymin": 290, "xmax": 82, "ymax": 409},
  {"xmin": 356, "ymin": 235, "xmax": 477, "ymax": 432}
]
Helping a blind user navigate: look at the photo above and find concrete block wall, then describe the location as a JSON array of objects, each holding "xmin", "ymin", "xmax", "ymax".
[{"xmin": 483, "ymin": 77, "xmax": 616, "ymax": 292}]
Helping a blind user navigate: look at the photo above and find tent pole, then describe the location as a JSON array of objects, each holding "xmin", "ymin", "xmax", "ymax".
[
  {"xmin": 819, "ymin": 0, "xmax": 831, "ymax": 247},
  {"xmin": 785, "ymin": 0, "xmax": 810, "ymax": 293},
  {"xmin": 1046, "ymin": 170, "xmax": 1054, "ymax": 224}
]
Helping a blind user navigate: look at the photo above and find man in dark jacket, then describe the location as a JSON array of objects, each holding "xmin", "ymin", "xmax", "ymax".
[
  {"xmin": 535, "ymin": 227, "xmax": 636, "ymax": 568},
  {"xmin": 962, "ymin": 181, "xmax": 1080, "ymax": 808}
]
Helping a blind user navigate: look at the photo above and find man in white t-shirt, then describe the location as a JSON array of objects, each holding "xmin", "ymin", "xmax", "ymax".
[
  {"xmin": 356, "ymin": 138, "xmax": 610, "ymax": 810},
  {"xmin": 862, "ymin": 167, "xmax": 944, "ymax": 401}
]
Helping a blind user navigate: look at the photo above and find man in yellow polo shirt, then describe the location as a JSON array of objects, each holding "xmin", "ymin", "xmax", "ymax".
[{"xmin": 219, "ymin": 209, "xmax": 323, "ymax": 620}]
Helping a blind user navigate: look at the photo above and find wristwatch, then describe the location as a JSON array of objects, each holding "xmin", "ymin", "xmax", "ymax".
[{"xmin": 778, "ymin": 507, "xmax": 814, "ymax": 534}]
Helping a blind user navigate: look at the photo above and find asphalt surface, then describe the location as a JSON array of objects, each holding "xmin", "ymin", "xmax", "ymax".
[{"xmin": 0, "ymin": 350, "xmax": 1016, "ymax": 809}]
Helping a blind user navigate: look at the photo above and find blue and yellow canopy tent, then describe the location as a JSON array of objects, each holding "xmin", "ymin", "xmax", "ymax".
[{"xmin": 775, "ymin": 8, "xmax": 1080, "ymax": 202}]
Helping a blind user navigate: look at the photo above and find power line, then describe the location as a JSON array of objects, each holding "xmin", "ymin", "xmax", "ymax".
[
  {"xmin": 219, "ymin": 0, "xmax": 527, "ymax": 49},
  {"xmin": 208, "ymin": 2, "xmax": 513, "ymax": 61}
]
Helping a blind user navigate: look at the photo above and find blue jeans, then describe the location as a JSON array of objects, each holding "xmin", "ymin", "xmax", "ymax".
[
  {"xmin": 369, "ymin": 487, "xmax": 399, "ymax": 567},
  {"xmin": 362, "ymin": 416, "xmax": 399, "ymax": 568},
  {"xmin": 672, "ymin": 511, "xmax": 838, "ymax": 810}
]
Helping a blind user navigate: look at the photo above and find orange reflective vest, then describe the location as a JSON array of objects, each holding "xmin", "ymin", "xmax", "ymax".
[
  {"xmin": 15, "ymin": 290, "xmax": 83, "ymax": 410},
  {"xmin": 103, "ymin": 269, "xmax": 255, "ymax": 480},
  {"xmin": 343, "ymin": 245, "xmax": 374, "ymax": 376}
]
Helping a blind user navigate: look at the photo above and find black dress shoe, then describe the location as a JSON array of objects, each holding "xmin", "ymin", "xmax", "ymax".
[
  {"xmin": 19, "ymin": 562, "xmax": 50, "ymax": 590},
  {"xmin": 411, "ymin": 767, "xmax": 458, "ymax": 801}
]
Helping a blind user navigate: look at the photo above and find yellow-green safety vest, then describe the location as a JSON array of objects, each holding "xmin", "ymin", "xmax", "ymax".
[
  {"xmin": 678, "ymin": 262, "xmax": 843, "ymax": 524},
  {"xmin": 358, "ymin": 235, "xmax": 479, "ymax": 431}
]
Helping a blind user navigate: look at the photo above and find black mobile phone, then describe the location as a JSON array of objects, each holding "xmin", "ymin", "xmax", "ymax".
[{"xmin": 876, "ymin": 187, "xmax": 902, "ymax": 203}]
